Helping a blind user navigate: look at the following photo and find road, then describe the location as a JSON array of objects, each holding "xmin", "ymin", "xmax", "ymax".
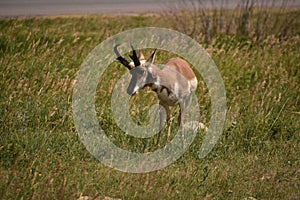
[
  {"xmin": 0, "ymin": 0, "xmax": 170, "ymax": 16},
  {"xmin": 0, "ymin": 0, "xmax": 299, "ymax": 17}
]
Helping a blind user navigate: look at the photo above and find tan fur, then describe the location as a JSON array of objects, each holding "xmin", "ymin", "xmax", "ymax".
[
  {"xmin": 165, "ymin": 58, "xmax": 196, "ymax": 81},
  {"xmin": 115, "ymin": 47, "xmax": 198, "ymax": 144}
]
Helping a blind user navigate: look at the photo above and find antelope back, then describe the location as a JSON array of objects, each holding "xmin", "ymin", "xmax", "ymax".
[
  {"xmin": 165, "ymin": 58, "xmax": 197, "ymax": 92},
  {"xmin": 165, "ymin": 58, "xmax": 196, "ymax": 81}
]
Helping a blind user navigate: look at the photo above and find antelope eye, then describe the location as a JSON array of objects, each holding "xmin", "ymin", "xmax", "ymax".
[{"xmin": 137, "ymin": 68, "xmax": 145, "ymax": 74}]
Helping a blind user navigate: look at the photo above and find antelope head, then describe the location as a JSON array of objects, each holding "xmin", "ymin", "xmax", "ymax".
[{"xmin": 114, "ymin": 44, "xmax": 156, "ymax": 95}]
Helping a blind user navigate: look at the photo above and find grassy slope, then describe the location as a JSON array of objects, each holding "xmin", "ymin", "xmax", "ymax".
[{"xmin": 0, "ymin": 13, "xmax": 299, "ymax": 199}]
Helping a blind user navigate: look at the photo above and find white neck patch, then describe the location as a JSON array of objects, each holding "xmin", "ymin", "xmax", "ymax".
[{"xmin": 154, "ymin": 75, "xmax": 160, "ymax": 87}]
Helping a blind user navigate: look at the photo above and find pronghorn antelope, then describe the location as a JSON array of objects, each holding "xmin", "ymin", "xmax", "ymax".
[{"xmin": 114, "ymin": 44, "xmax": 198, "ymax": 143}]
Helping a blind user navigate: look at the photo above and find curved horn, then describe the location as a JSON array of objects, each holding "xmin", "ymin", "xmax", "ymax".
[
  {"xmin": 129, "ymin": 43, "xmax": 141, "ymax": 67},
  {"xmin": 114, "ymin": 44, "xmax": 132, "ymax": 70}
]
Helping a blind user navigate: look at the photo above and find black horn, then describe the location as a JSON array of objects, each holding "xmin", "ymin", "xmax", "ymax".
[
  {"xmin": 129, "ymin": 43, "xmax": 141, "ymax": 67},
  {"xmin": 114, "ymin": 44, "xmax": 132, "ymax": 70}
]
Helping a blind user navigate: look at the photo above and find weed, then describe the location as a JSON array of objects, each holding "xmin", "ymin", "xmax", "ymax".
[{"xmin": 0, "ymin": 8, "xmax": 299, "ymax": 199}]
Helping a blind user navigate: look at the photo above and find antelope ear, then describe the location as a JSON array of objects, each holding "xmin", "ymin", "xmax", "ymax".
[
  {"xmin": 147, "ymin": 49, "xmax": 157, "ymax": 64},
  {"xmin": 138, "ymin": 51, "xmax": 145, "ymax": 60}
]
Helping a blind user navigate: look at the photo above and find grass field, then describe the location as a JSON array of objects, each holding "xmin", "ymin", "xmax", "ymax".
[{"xmin": 1, "ymin": 8, "xmax": 300, "ymax": 200}]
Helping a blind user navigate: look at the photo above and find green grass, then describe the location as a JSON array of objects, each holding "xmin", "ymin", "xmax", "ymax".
[{"xmin": 1, "ymin": 11, "xmax": 300, "ymax": 200}]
